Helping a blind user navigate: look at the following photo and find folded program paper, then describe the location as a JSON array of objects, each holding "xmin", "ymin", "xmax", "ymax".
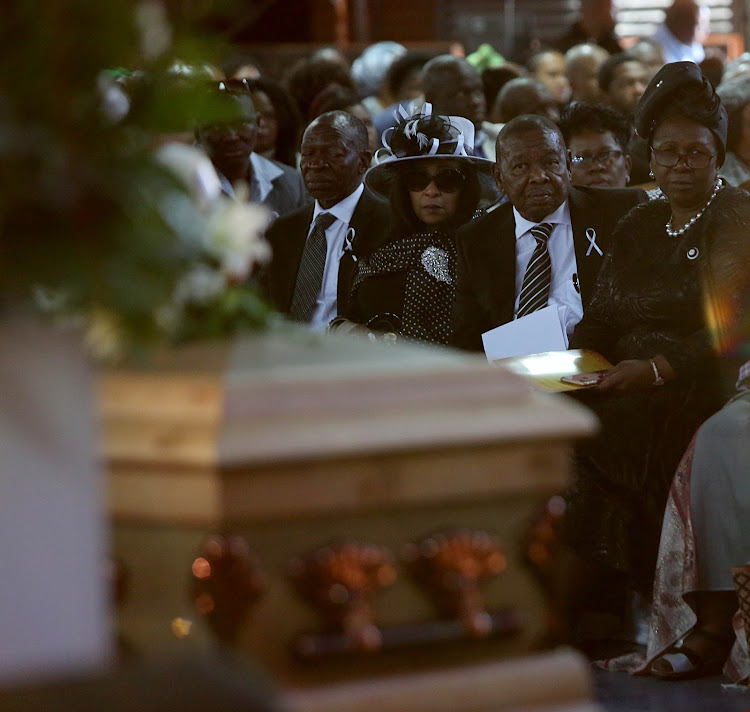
[{"xmin": 482, "ymin": 305, "xmax": 567, "ymax": 362}]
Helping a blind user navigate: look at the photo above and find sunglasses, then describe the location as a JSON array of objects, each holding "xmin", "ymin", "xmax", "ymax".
[{"xmin": 403, "ymin": 167, "xmax": 466, "ymax": 193}]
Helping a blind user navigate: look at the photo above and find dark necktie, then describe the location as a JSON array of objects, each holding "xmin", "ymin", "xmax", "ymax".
[
  {"xmin": 517, "ymin": 222, "xmax": 554, "ymax": 318},
  {"xmin": 288, "ymin": 212, "xmax": 336, "ymax": 322}
]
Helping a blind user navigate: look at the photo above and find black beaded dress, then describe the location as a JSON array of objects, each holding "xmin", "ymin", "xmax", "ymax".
[
  {"xmin": 568, "ymin": 186, "xmax": 750, "ymax": 592},
  {"xmin": 350, "ymin": 229, "xmax": 459, "ymax": 346}
]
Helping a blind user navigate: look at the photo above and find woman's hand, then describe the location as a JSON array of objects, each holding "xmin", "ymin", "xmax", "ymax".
[
  {"xmin": 326, "ymin": 317, "xmax": 370, "ymax": 337},
  {"xmin": 594, "ymin": 359, "xmax": 664, "ymax": 393}
]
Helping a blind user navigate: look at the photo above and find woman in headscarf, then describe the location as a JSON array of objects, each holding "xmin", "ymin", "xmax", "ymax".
[
  {"xmin": 555, "ymin": 62, "xmax": 750, "ymax": 660},
  {"xmin": 333, "ymin": 106, "xmax": 493, "ymax": 345}
]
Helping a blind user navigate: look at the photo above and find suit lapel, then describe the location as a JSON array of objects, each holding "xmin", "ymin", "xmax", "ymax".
[
  {"xmin": 348, "ymin": 189, "xmax": 386, "ymax": 254},
  {"xmin": 486, "ymin": 206, "xmax": 518, "ymax": 325},
  {"xmin": 336, "ymin": 189, "xmax": 386, "ymax": 314},
  {"xmin": 568, "ymin": 187, "xmax": 604, "ymax": 307}
]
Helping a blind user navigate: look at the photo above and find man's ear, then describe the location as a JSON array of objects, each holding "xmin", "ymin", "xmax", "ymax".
[
  {"xmin": 566, "ymin": 149, "xmax": 572, "ymax": 175},
  {"xmin": 492, "ymin": 163, "xmax": 504, "ymax": 193}
]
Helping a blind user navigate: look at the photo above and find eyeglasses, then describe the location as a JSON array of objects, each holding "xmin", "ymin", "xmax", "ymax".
[
  {"xmin": 199, "ymin": 120, "xmax": 257, "ymax": 142},
  {"xmin": 570, "ymin": 149, "xmax": 623, "ymax": 167},
  {"xmin": 403, "ymin": 168, "xmax": 466, "ymax": 193},
  {"xmin": 651, "ymin": 148, "xmax": 716, "ymax": 169}
]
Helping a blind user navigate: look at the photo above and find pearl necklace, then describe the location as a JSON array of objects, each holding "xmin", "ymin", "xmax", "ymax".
[{"xmin": 666, "ymin": 178, "xmax": 724, "ymax": 237}]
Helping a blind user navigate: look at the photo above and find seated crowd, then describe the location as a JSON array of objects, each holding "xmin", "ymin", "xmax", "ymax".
[{"xmin": 116, "ymin": 0, "xmax": 750, "ymax": 685}]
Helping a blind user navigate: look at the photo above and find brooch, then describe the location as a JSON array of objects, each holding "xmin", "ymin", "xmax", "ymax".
[
  {"xmin": 687, "ymin": 247, "xmax": 700, "ymax": 260},
  {"xmin": 421, "ymin": 246, "xmax": 453, "ymax": 284}
]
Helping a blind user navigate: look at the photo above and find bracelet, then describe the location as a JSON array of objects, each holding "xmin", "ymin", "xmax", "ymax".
[{"xmin": 650, "ymin": 358, "xmax": 665, "ymax": 386}]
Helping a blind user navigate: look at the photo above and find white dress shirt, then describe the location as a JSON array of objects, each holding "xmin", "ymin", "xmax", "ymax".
[
  {"xmin": 248, "ymin": 152, "xmax": 284, "ymax": 207},
  {"xmin": 513, "ymin": 200, "xmax": 583, "ymax": 340},
  {"xmin": 309, "ymin": 183, "xmax": 365, "ymax": 330}
]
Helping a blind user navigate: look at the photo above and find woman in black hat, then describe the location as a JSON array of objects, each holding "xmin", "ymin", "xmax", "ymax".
[
  {"xmin": 332, "ymin": 107, "xmax": 493, "ymax": 345},
  {"xmin": 556, "ymin": 62, "xmax": 750, "ymax": 664}
]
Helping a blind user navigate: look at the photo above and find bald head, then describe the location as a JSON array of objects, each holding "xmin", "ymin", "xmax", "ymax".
[
  {"xmin": 495, "ymin": 78, "xmax": 560, "ymax": 124},
  {"xmin": 565, "ymin": 44, "xmax": 609, "ymax": 103},
  {"xmin": 422, "ymin": 55, "xmax": 486, "ymax": 129}
]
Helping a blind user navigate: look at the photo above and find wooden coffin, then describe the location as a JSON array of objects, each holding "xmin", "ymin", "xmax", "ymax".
[{"xmin": 101, "ymin": 329, "xmax": 597, "ymax": 691}]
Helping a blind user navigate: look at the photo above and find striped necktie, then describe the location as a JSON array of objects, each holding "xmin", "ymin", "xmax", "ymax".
[
  {"xmin": 288, "ymin": 212, "xmax": 336, "ymax": 322},
  {"xmin": 517, "ymin": 222, "xmax": 554, "ymax": 318}
]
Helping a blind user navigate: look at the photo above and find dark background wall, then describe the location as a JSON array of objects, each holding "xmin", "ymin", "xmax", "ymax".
[{"xmin": 188, "ymin": 0, "xmax": 745, "ymax": 74}]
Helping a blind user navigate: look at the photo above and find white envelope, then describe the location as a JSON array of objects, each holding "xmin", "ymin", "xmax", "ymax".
[{"xmin": 482, "ymin": 305, "xmax": 568, "ymax": 362}]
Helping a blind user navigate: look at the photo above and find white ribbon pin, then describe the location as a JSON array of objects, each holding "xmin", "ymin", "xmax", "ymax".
[
  {"xmin": 585, "ymin": 227, "xmax": 603, "ymax": 257},
  {"xmin": 343, "ymin": 227, "xmax": 357, "ymax": 261}
]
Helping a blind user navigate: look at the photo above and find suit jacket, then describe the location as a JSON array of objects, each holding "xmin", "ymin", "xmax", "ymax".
[
  {"xmin": 254, "ymin": 156, "xmax": 310, "ymax": 218},
  {"xmin": 452, "ymin": 185, "xmax": 647, "ymax": 351},
  {"xmin": 219, "ymin": 153, "xmax": 310, "ymax": 218},
  {"xmin": 261, "ymin": 187, "xmax": 391, "ymax": 320}
]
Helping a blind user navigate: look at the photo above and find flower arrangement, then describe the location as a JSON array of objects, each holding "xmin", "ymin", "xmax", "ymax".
[
  {"xmin": 1, "ymin": 0, "xmax": 273, "ymax": 359},
  {"xmin": 157, "ymin": 183, "xmax": 272, "ymax": 346}
]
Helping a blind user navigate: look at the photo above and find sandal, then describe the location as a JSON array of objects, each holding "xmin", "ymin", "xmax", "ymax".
[{"xmin": 650, "ymin": 629, "xmax": 735, "ymax": 681}]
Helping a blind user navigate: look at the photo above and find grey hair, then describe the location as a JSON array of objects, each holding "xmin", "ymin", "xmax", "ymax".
[
  {"xmin": 305, "ymin": 109, "xmax": 369, "ymax": 153},
  {"xmin": 495, "ymin": 114, "xmax": 565, "ymax": 161}
]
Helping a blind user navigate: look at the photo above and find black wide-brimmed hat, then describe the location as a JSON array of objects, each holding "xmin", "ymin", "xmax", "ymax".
[
  {"xmin": 365, "ymin": 103, "xmax": 494, "ymax": 197},
  {"xmin": 634, "ymin": 61, "xmax": 728, "ymax": 158}
]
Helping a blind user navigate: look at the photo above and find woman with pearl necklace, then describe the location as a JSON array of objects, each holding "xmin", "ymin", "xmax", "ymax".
[{"xmin": 550, "ymin": 62, "xmax": 750, "ymax": 664}]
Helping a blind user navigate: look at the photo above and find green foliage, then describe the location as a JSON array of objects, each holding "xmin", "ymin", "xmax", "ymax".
[
  {"xmin": 173, "ymin": 284, "xmax": 272, "ymax": 343},
  {"xmin": 0, "ymin": 0, "xmax": 270, "ymax": 352}
]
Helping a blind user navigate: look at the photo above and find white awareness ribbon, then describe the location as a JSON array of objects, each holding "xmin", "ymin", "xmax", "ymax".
[
  {"xmin": 585, "ymin": 227, "xmax": 603, "ymax": 256},
  {"xmin": 342, "ymin": 227, "xmax": 357, "ymax": 261}
]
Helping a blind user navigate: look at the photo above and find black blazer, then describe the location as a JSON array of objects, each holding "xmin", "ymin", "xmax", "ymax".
[
  {"xmin": 452, "ymin": 185, "xmax": 648, "ymax": 351},
  {"xmin": 261, "ymin": 187, "xmax": 391, "ymax": 319}
]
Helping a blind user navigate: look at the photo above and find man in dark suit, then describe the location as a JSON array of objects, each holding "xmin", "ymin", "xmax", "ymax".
[
  {"xmin": 262, "ymin": 111, "xmax": 390, "ymax": 328},
  {"xmin": 453, "ymin": 114, "xmax": 647, "ymax": 352}
]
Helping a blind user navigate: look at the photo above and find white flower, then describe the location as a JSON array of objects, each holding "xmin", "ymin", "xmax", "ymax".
[
  {"xmin": 157, "ymin": 190, "xmax": 207, "ymax": 252},
  {"xmin": 173, "ymin": 264, "xmax": 227, "ymax": 306},
  {"xmin": 97, "ymin": 74, "xmax": 130, "ymax": 124},
  {"xmin": 204, "ymin": 189, "xmax": 271, "ymax": 280},
  {"xmin": 155, "ymin": 143, "xmax": 222, "ymax": 211}
]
